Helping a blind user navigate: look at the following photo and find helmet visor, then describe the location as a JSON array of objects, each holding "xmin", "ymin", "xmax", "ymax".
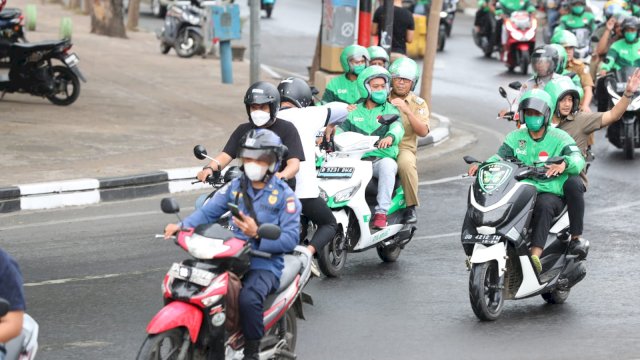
[
  {"xmin": 532, "ymin": 56, "xmax": 553, "ymax": 76},
  {"xmin": 238, "ymin": 148, "xmax": 277, "ymax": 163}
]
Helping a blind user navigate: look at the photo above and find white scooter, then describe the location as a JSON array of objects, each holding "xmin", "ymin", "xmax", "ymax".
[
  {"xmin": 315, "ymin": 115, "xmax": 416, "ymax": 276},
  {"xmin": 0, "ymin": 298, "xmax": 38, "ymax": 360}
]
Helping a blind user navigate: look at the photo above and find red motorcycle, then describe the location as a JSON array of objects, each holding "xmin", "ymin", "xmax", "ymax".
[
  {"xmin": 502, "ymin": 11, "xmax": 537, "ymax": 75},
  {"xmin": 136, "ymin": 198, "xmax": 314, "ymax": 360}
]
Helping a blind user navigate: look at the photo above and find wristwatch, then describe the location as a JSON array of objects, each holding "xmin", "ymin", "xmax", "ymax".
[{"xmin": 624, "ymin": 91, "xmax": 634, "ymax": 98}]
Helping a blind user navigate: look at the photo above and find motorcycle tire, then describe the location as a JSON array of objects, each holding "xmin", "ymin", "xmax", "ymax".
[
  {"xmin": 136, "ymin": 328, "xmax": 191, "ymax": 360},
  {"xmin": 265, "ymin": 308, "xmax": 297, "ymax": 354},
  {"xmin": 160, "ymin": 42, "xmax": 171, "ymax": 55},
  {"xmin": 541, "ymin": 288, "xmax": 570, "ymax": 304},
  {"xmin": 469, "ymin": 261, "xmax": 504, "ymax": 321},
  {"xmin": 46, "ymin": 65, "xmax": 81, "ymax": 106},
  {"xmin": 376, "ymin": 244, "xmax": 401, "ymax": 263},
  {"xmin": 437, "ymin": 26, "xmax": 446, "ymax": 52},
  {"xmin": 624, "ymin": 123, "xmax": 635, "ymax": 160},
  {"xmin": 175, "ymin": 29, "xmax": 203, "ymax": 58},
  {"xmin": 318, "ymin": 228, "xmax": 348, "ymax": 277},
  {"xmin": 519, "ymin": 49, "xmax": 529, "ymax": 75}
]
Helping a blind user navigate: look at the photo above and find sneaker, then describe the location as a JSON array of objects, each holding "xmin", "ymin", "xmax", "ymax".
[
  {"xmin": 568, "ymin": 237, "xmax": 589, "ymax": 259},
  {"xmin": 310, "ymin": 257, "xmax": 321, "ymax": 277},
  {"xmin": 372, "ymin": 213, "xmax": 387, "ymax": 229},
  {"xmin": 530, "ymin": 255, "xmax": 542, "ymax": 274},
  {"xmin": 404, "ymin": 206, "xmax": 417, "ymax": 224}
]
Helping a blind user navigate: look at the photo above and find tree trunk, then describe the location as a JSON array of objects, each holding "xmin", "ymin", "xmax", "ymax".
[
  {"xmin": 126, "ymin": 0, "xmax": 140, "ymax": 30},
  {"xmin": 90, "ymin": 0, "xmax": 126, "ymax": 38}
]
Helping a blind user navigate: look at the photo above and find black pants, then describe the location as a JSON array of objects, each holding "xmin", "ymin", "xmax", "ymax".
[
  {"xmin": 300, "ymin": 197, "xmax": 337, "ymax": 253},
  {"xmin": 563, "ymin": 175, "xmax": 586, "ymax": 236},
  {"xmin": 531, "ymin": 193, "xmax": 566, "ymax": 249},
  {"xmin": 238, "ymin": 269, "xmax": 279, "ymax": 341}
]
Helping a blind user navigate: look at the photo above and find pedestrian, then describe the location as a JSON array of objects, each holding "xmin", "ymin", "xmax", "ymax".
[{"xmin": 371, "ymin": 0, "xmax": 415, "ymax": 63}]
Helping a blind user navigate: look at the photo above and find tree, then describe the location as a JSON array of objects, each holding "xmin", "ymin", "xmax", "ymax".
[
  {"xmin": 126, "ymin": 0, "xmax": 141, "ymax": 31},
  {"xmin": 90, "ymin": 0, "xmax": 126, "ymax": 38}
]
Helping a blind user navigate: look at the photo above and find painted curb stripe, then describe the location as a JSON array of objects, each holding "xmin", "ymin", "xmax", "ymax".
[
  {"xmin": 19, "ymin": 178, "xmax": 100, "ymax": 196},
  {"xmin": 98, "ymin": 172, "xmax": 168, "ymax": 189},
  {"xmin": 0, "ymin": 187, "xmax": 20, "ymax": 201}
]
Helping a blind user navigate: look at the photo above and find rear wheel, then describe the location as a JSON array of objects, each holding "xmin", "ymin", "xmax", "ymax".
[
  {"xmin": 264, "ymin": 308, "xmax": 296, "ymax": 357},
  {"xmin": 624, "ymin": 123, "xmax": 635, "ymax": 159},
  {"xmin": 175, "ymin": 29, "xmax": 203, "ymax": 58},
  {"xmin": 376, "ymin": 244, "xmax": 401, "ymax": 263},
  {"xmin": 46, "ymin": 66, "xmax": 80, "ymax": 106},
  {"xmin": 469, "ymin": 261, "xmax": 504, "ymax": 321},
  {"xmin": 541, "ymin": 288, "xmax": 570, "ymax": 304},
  {"xmin": 136, "ymin": 328, "xmax": 192, "ymax": 360},
  {"xmin": 318, "ymin": 229, "xmax": 348, "ymax": 277}
]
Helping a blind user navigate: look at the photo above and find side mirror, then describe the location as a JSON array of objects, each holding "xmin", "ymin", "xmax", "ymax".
[
  {"xmin": 463, "ymin": 155, "xmax": 480, "ymax": 164},
  {"xmin": 257, "ymin": 223, "xmax": 281, "ymax": 240},
  {"xmin": 508, "ymin": 81, "xmax": 522, "ymax": 90},
  {"xmin": 498, "ymin": 87, "xmax": 508, "ymax": 99},
  {"xmin": 161, "ymin": 197, "xmax": 180, "ymax": 214},
  {"xmin": 0, "ymin": 298, "xmax": 9, "ymax": 317},
  {"xmin": 193, "ymin": 145, "xmax": 208, "ymax": 160},
  {"xmin": 546, "ymin": 156, "xmax": 565, "ymax": 165},
  {"xmin": 377, "ymin": 114, "xmax": 400, "ymax": 125}
]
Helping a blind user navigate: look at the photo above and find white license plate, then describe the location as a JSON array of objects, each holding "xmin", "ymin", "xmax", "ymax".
[
  {"xmin": 318, "ymin": 166, "xmax": 354, "ymax": 179},
  {"xmin": 167, "ymin": 263, "xmax": 215, "ymax": 287},
  {"xmin": 64, "ymin": 53, "xmax": 79, "ymax": 67}
]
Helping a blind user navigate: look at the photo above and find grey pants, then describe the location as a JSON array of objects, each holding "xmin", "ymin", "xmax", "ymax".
[{"xmin": 372, "ymin": 157, "xmax": 398, "ymax": 214}]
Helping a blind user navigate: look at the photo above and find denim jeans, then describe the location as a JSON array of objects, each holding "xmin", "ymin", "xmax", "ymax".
[{"xmin": 372, "ymin": 157, "xmax": 397, "ymax": 214}]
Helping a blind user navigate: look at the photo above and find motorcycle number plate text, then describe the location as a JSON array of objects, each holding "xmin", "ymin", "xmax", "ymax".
[
  {"xmin": 168, "ymin": 263, "xmax": 191, "ymax": 281},
  {"xmin": 317, "ymin": 166, "xmax": 354, "ymax": 178},
  {"xmin": 473, "ymin": 234, "xmax": 502, "ymax": 244},
  {"xmin": 64, "ymin": 53, "xmax": 80, "ymax": 67}
]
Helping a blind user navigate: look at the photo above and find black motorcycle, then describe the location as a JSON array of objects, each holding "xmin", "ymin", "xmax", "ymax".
[
  {"xmin": 157, "ymin": 1, "xmax": 204, "ymax": 58},
  {"xmin": 602, "ymin": 66, "xmax": 639, "ymax": 159},
  {"xmin": 0, "ymin": 8, "xmax": 27, "ymax": 43},
  {"xmin": 0, "ymin": 38, "xmax": 86, "ymax": 105}
]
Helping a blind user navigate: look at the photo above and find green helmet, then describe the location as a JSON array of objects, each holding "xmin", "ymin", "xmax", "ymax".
[
  {"xmin": 544, "ymin": 76, "xmax": 581, "ymax": 115},
  {"xmin": 518, "ymin": 89, "xmax": 554, "ymax": 131},
  {"xmin": 367, "ymin": 46, "xmax": 390, "ymax": 68},
  {"xmin": 340, "ymin": 45, "xmax": 370, "ymax": 74},
  {"xmin": 549, "ymin": 44, "xmax": 568, "ymax": 73},
  {"xmin": 551, "ymin": 29, "xmax": 578, "ymax": 48},
  {"xmin": 389, "ymin": 57, "xmax": 420, "ymax": 85},
  {"xmin": 357, "ymin": 65, "xmax": 391, "ymax": 101}
]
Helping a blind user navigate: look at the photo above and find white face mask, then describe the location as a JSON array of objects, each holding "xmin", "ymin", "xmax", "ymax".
[
  {"xmin": 250, "ymin": 110, "xmax": 271, "ymax": 127},
  {"xmin": 244, "ymin": 162, "xmax": 268, "ymax": 181}
]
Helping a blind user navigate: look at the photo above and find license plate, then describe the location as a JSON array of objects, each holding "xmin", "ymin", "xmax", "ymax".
[
  {"xmin": 64, "ymin": 53, "xmax": 79, "ymax": 67},
  {"xmin": 473, "ymin": 234, "xmax": 502, "ymax": 244},
  {"xmin": 167, "ymin": 263, "xmax": 215, "ymax": 287},
  {"xmin": 317, "ymin": 166, "xmax": 354, "ymax": 178}
]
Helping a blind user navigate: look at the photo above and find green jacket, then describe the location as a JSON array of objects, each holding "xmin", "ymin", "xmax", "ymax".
[
  {"xmin": 601, "ymin": 38, "xmax": 640, "ymax": 72},
  {"xmin": 557, "ymin": 12, "xmax": 596, "ymax": 32},
  {"xmin": 337, "ymin": 101, "xmax": 404, "ymax": 159},
  {"xmin": 322, "ymin": 74, "xmax": 362, "ymax": 105},
  {"xmin": 495, "ymin": 0, "xmax": 535, "ymax": 16},
  {"xmin": 487, "ymin": 127, "xmax": 585, "ymax": 196}
]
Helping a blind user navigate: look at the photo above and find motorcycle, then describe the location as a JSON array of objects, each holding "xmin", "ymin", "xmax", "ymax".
[
  {"xmin": 0, "ymin": 8, "xmax": 27, "ymax": 43},
  {"xmin": 0, "ymin": 298, "xmax": 39, "ymax": 360},
  {"xmin": 137, "ymin": 198, "xmax": 313, "ymax": 360},
  {"xmin": 461, "ymin": 155, "xmax": 589, "ymax": 321},
  {"xmin": 604, "ymin": 66, "xmax": 640, "ymax": 159},
  {"xmin": 157, "ymin": 1, "xmax": 204, "ymax": 58},
  {"xmin": 502, "ymin": 10, "xmax": 537, "ymax": 74},
  {"xmin": 315, "ymin": 115, "xmax": 417, "ymax": 276},
  {"xmin": 569, "ymin": 27, "xmax": 592, "ymax": 65},
  {"xmin": 472, "ymin": 8, "xmax": 497, "ymax": 58},
  {"xmin": 0, "ymin": 38, "xmax": 85, "ymax": 105}
]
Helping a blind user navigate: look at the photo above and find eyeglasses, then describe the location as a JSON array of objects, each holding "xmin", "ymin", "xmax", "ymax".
[{"xmin": 393, "ymin": 77, "xmax": 412, "ymax": 83}]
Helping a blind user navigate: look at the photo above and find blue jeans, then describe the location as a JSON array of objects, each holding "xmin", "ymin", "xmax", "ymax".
[{"xmin": 372, "ymin": 157, "xmax": 397, "ymax": 214}]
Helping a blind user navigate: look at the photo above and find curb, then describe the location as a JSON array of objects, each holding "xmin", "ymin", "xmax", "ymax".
[{"xmin": 0, "ymin": 115, "xmax": 452, "ymax": 214}]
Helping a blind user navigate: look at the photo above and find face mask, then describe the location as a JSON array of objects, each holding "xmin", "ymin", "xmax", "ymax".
[
  {"xmin": 244, "ymin": 162, "xmax": 268, "ymax": 181},
  {"xmin": 352, "ymin": 64, "xmax": 366, "ymax": 75},
  {"xmin": 250, "ymin": 110, "xmax": 271, "ymax": 127},
  {"xmin": 371, "ymin": 90, "xmax": 388, "ymax": 105},
  {"xmin": 571, "ymin": 5, "xmax": 585, "ymax": 14},
  {"xmin": 625, "ymin": 31, "xmax": 638, "ymax": 42},
  {"xmin": 524, "ymin": 115, "xmax": 545, "ymax": 131}
]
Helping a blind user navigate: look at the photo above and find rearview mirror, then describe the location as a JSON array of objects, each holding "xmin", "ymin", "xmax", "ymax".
[
  {"xmin": 258, "ymin": 223, "xmax": 281, "ymax": 240},
  {"xmin": 377, "ymin": 114, "xmax": 399, "ymax": 125},
  {"xmin": 193, "ymin": 145, "xmax": 208, "ymax": 160},
  {"xmin": 498, "ymin": 87, "xmax": 508, "ymax": 99},
  {"xmin": 161, "ymin": 197, "xmax": 180, "ymax": 214},
  {"xmin": 463, "ymin": 155, "xmax": 480, "ymax": 164},
  {"xmin": 508, "ymin": 81, "xmax": 522, "ymax": 90}
]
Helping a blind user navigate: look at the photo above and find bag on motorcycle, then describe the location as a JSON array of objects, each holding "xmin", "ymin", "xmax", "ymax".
[{"xmin": 225, "ymin": 272, "xmax": 243, "ymax": 334}]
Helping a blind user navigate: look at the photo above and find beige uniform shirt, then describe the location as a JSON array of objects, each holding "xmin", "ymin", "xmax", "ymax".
[
  {"xmin": 392, "ymin": 92, "xmax": 430, "ymax": 153},
  {"xmin": 567, "ymin": 59, "xmax": 594, "ymax": 89},
  {"xmin": 555, "ymin": 111, "xmax": 603, "ymax": 186}
]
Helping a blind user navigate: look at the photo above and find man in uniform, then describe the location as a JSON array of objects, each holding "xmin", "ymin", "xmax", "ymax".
[
  {"xmin": 388, "ymin": 58, "xmax": 429, "ymax": 224},
  {"xmin": 321, "ymin": 45, "xmax": 369, "ymax": 105}
]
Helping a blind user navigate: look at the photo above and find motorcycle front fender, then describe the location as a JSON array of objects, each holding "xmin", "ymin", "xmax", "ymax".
[
  {"xmin": 470, "ymin": 242, "xmax": 507, "ymax": 277},
  {"xmin": 146, "ymin": 301, "xmax": 203, "ymax": 343}
]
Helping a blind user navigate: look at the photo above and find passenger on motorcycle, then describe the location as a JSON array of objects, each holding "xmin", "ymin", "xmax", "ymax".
[
  {"xmin": 322, "ymin": 45, "xmax": 369, "ymax": 105},
  {"xmin": 599, "ymin": 16, "xmax": 640, "ymax": 77},
  {"xmin": 197, "ymin": 81, "xmax": 305, "ymax": 190},
  {"xmin": 165, "ymin": 129, "xmax": 300, "ymax": 360},
  {"xmin": 0, "ymin": 248, "xmax": 25, "ymax": 359},
  {"xmin": 594, "ymin": 9, "xmax": 629, "ymax": 73},
  {"xmin": 522, "ymin": 45, "xmax": 565, "ymax": 92},
  {"xmin": 551, "ymin": 30, "xmax": 594, "ymax": 112},
  {"xmin": 470, "ymin": 89, "xmax": 585, "ymax": 273},
  {"xmin": 388, "ymin": 57, "xmax": 429, "ymax": 224},
  {"xmin": 337, "ymin": 65, "xmax": 404, "ymax": 229},
  {"xmin": 549, "ymin": 43, "xmax": 585, "ymax": 99},
  {"xmin": 368, "ymin": 46, "xmax": 390, "ymax": 69},
  {"xmin": 557, "ymin": 0, "xmax": 596, "ymax": 33}
]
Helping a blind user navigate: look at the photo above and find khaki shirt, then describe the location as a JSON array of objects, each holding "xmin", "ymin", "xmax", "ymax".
[
  {"xmin": 554, "ymin": 111, "xmax": 603, "ymax": 186},
  {"xmin": 391, "ymin": 92, "xmax": 430, "ymax": 153},
  {"xmin": 566, "ymin": 59, "xmax": 594, "ymax": 88}
]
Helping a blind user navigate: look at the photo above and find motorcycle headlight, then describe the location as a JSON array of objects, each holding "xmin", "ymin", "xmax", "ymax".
[
  {"xmin": 334, "ymin": 182, "xmax": 362, "ymax": 204},
  {"xmin": 440, "ymin": 11, "xmax": 447, "ymax": 18},
  {"xmin": 472, "ymin": 203, "xmax": 512, "ymax": 227}
]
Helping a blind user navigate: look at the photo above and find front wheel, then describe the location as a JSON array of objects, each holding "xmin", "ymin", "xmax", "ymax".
[
  {"xmin": 624, "ymin": 123, "xmax": 635, "ymax": 159},
  {"xmin": 46, "ymin": 65, "xmax": 80, "ymax": 106},
  {"xmin": 469, "ymin": 261, "xmax": 504, "ymax": 321},
  {"xmin": 519, "ymin": 49, "xmax": 529, "ymax": 75},
  {"xmin": 541, "ymin": 288, "xmax": 570, "ymax": 304},
  {"xmin": 376, "ymin": 244, "xmax": 401, "ymax": 263},
  {"xmin": 175, "ymin": 29, "xmax": 203, "ymax": 58},
  {"xmin": 136, "ymin": 328, "xmax": 192, "ymax": 360},
  {"xmin": 437, "ymin": 25, "xmax": 446, "ymax": 51},
  {"xmin": 318, "ymin": 229, "xmax": 348, "ymax": 277}
]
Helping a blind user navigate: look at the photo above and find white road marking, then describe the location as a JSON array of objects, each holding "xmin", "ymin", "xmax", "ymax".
[
  {"xmin": 412, "ymin": 232, "xmax": 460, "ymax": 241},
  {"xmin": 24, "ymin": 267, "xmax": 166, "ymax": 287}
]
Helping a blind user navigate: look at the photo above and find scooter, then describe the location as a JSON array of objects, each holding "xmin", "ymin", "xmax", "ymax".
[
  {"xmin": 604, "ymin": 66, "xmax": 640, "ymax": 159},
  {"xmin": 0, "ymin": 38, "xmax": 86, "ymax": 105},
  {"xmin": 461, "ymin": 155, "xmax": 588, "ymax": 321},
  {"xmin": 502, "ymin": 10, "xmax": 537, "ymax": 74},
  {"xmin": 0, "ymin": 298, "xmax": 39, "ymax": 360},
  {"xmin": 137, "ymin": 198, "xmax": 313, "ymax": 360},
  {"xmin": 315, "ymin": 115, "xmax": 417, "ymax": 276},
  {"xmin": 0, "ymin": 8, "xmax": 27, "ymax": 43},
  {"xmin": 157, "ymin": 1, "xmax": 204, "ymax": 58}
]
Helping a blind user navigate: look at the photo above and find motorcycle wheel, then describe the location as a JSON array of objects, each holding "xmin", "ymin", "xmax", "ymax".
[
  {"xmin": 175, "ymin": 29, "xmax": 203, "ymax": 58},
  {"xmin": 160, "ymin": 42, "xmax": 171, "ymax": 55},
  {"xmin": 376, "ymin": 244, "xmax": 401, "ymax": 263},
  {"xmin": 519, "ymin": 49, "xmax": 529, "ymax": 75},
  {"xmin": 46, "ymin": 65, "xmax": 80, "ymax": 106},
  {"xmin": 469, "ymin": 261, "xmax": 504, "ymax": 321},
  {"xmin": 541, "ymin": 288, "xmax": 570, "ymax": 304},
  {"xmin": 265, "ymin": 308, "xmax": 297, "ymax": 355},
  {"xmin": 318, "ymin": 229, "xmax": 348, "ymax": 277},
  {"xmin": 437, "ymin": 26, "xmax": 446, "ymax": 52},
  {"xmin": 135, "ymin": 328, "xmax": 191, "ymax": 360},
  {"xmin": 624, "ymin": 123, "xmax": 635, "ymax": 160}
]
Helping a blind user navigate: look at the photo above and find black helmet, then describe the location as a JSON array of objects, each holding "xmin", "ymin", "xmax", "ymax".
[
  {"xmin": 531, "ymin": 45, "xmax": 560, "ymax": 78},
  {"xmin": 621, "ymin": 16, "xmax": 640, "ymax": 32},
  {"xmin": 238, "ymin": 128, "xmax": 287, "ymax": 180},
  {"xmin": 277, "ymin": 77, "xmax": 313, "ymax": 108},
  {"xmin": 244, "ymin": 81, "xmax": 280, "ymax": 127}
]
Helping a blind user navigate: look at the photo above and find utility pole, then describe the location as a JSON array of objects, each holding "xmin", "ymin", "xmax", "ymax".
[
  {"xmin": 420, "ymin": 0, "xmax": 443, "ymax": 109},
  {"xmin": 380, "ymin": 0, "xmax": 394, "ymax": 54},
  {"xmin": 249, "ymin": 0, "xmax": 260, "ymax": 84},
  {"xmin": 357, "ymin": 0, "xmax": 372, "ymax": 47}
]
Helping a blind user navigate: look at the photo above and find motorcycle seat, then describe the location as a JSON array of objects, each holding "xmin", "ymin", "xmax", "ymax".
[
  {"xmin": 0, "ymin": 8, "xmax": 21, "ymax": 20},
  {"xmin": 11, "ymin": 40, "xmax": 67, "ymax": 52},
  {"xmin": 364, "ymin": 176, "xmax": 402, "ymax": 205},
  {"xmin": 275, "ymin": 254, "xmax": 302, "ymax": 293}
]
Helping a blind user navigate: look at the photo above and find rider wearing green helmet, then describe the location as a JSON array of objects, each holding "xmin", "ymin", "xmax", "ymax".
[
  {"xmin": 551, "ymin": 30, "xmax": 594, "ymax": 112},
  {"xmin": 388, "ymin": 57, "xmax": 429, "ymax": 223},
  {"xmin": 322, "ymin": 44, "xmax": 370, "ymax": 104},
  {"xmin": 368, "ymin": 46, "xmax": 390, "ymax": 69},
  {"xmin": 336, "ymin": 65, "xmax": 404, "ymax": 229},
  {"xmin": 548, "ymin": 44, "xmax": 585, "ymax": 100},
  {"xmin": 557, "ymin": 0, "xmax": 596, "ymax": 33}
]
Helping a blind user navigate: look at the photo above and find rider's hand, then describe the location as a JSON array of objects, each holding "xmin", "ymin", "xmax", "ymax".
[
  {"xmin": 545, "ymin": 161, "xmax": 566, "ymax": 177},
  {"xmin": 232, "ymin": 212, "xmax": 259, "ymax": 239},
  {"xmin": 324, "ymin": 124, "xmax": 336, "ymax": 142},
  {"xmin": 498, "ymin": 109, "xmax": 508, "ymax": 118},
  {"xmin": 606, "ymin": 17, "xmax": 616, "ymax": 31},
  {"xmin": 625, "ymin": 68, "xmax": 640, "ymax": 94},
  {"xmin": 164, "ymin": 223, "xmax": 180, "ymax": 239},
  {"xmin": 598, "ymin": 70, "xmax": 607, "ymax": 78},
  {"xmin": 468, "ymin": 164, "xmax": 479, "ymax": 177},
  {"xmin": 197, "ymin": 168, "xmax": 213, "ymax": 183},
  {"xmin": 390, "ymin": 98, "xmax": 410, "ymax": 115},
  {"xmin": 377, "ymin": 136, "xmax": 394, "ymax": 149},
  {"xmin": 346, "ymin": 104, "xmax": 357, "ymax": 112}
]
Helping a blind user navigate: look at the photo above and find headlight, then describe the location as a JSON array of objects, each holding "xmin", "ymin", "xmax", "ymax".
[
  {"xmin": 472, "ymin": 204, "xmax": 512, "ymax": 227},
  {"xmin": 334, "ymin": 182, "xmax": 361, "ymax": 203},
  {"xmin": 440, "ymin": 11, "xmax": 447, "ymax": 18}
]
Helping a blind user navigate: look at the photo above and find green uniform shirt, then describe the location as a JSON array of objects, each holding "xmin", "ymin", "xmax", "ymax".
[
  {"xmin": 322, "ymin": 74, "xmax": 362, "ymax": 104},
  {"xmin": 337, "ymin": 101, "xmax": 404, "ymax": 159},
  {"xmin": 495, "ymin": 0, "xmax": 535, "ymax": 16},
  {"xmin": 487, "ymin": 127, "xmax": 585, "ymax": 196},
  {"xmin": 557, "ymin": 12, "xmax": 596, "ymax": 32},
  {"xmin": 601, "ymin": 38, "xmax": 640, "ymax": 72}
]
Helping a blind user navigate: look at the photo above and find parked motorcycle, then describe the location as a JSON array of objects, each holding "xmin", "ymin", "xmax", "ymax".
[
  {"xmin": 137, "ymin": 198, "xmax": 313, "ymax": 360},
  {"xmin": 0, "ymin": 298, "xmax": 39, "ymax": 360},
  {"xmin": 604, "ymin": 66, "xmax": 640, "ymax": 159},
  {"xmin": 157, "ymin": 1, "xmax": 204, "ymax": 58},
  {"xmin": 0, "ymin": 8, "xmax": 27, "ymax": 43},
  {"xmin": 315, "ymin": 115, "xmax": 417, "ymax": 276},
  {"xmin": 0, "ymin": 39, "xmax": 85, "ymax": 105},
  {"xmin": 502, "ymin": 11, "xmax": 537, "ymax": 74},
  {"xmin": 461, "ymin": 155, "xmax": 588, "ymax": 321}
]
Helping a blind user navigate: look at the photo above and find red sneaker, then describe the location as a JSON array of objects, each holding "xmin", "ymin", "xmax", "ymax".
[{"xmin": 372, "ymin": 213, "xmax": 387, "ymax": 229}]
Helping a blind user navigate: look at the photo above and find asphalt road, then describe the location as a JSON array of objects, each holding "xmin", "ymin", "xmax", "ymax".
[{"xmin": 2, "ymin": 8, "xmax": 640, "ymax": 360}]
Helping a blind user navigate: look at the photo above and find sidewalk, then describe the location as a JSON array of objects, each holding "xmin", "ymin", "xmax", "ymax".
[{"xmin": 0, "ymin": 1, "xmax": 462, "ymax": 213}]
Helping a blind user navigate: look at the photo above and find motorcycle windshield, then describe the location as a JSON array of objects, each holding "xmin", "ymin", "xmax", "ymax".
[
  {"xmin": 473, "ymin": 162, "xmax": 519, "ymax": 207},
  {"xmin": 572, "ymin": 28, "xmax": 591, "ymax": 47},
  {"xmin": 510, "ymin": 12, "xmax": 531, "ymax": 30}
]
